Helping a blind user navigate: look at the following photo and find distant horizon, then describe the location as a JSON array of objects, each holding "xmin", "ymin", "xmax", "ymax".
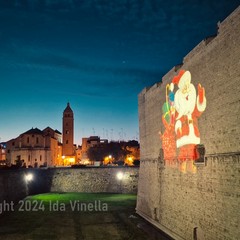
[
  {"xmin": 0, "ymin": 122, "xmax": 140, "ymax": 146},
  {"xmin": 0, "ymin": 101, "xmax": 140, "ymax": 144}
]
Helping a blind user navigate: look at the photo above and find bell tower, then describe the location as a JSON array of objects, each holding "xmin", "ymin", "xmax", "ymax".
[{"xmin": 62, "ymin": 102, "xmax": 74, "ymax": 159}]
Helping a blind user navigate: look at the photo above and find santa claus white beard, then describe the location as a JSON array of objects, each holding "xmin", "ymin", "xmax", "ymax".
[{"xmin": 174, "ymin": 84, "xmax": 196, "ymax": 120}]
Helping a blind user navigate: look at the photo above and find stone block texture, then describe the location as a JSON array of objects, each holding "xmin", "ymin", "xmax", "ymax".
[
  {"xmin": 0, "ymin": 167, "xmax": 138, "ymax": 214},
  {"xmin": 0, "ymin": 170, "xmax": 28, "ymax": 204},
  {"xmin": 137, "ymin": 7, "xmax": 240, "ymax": 240},
  {"xmin": 48, "ymin": 167, "xmax": 139, "ymax": 194}
]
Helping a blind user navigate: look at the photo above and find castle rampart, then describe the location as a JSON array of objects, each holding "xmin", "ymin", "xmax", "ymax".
[{"xmin": 137, "ymin": 6, "xmax": 240, "ymax": 240}]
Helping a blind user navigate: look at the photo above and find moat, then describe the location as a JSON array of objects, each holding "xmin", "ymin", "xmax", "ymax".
[{"xmin": 0, "ymin": 193, "xmax": 171, "ymax": 240}]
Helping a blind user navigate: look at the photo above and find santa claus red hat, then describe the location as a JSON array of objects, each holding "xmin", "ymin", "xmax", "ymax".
[{"xmin": 172, "ymin": 70, "xmax": 191, "ymax": 90}]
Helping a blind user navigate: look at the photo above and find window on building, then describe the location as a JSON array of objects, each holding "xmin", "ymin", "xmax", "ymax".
[
  {"xmin": 66, "ymin": 130, "xmax": 69, "ymax": 134},
  {"xmin": 66, "ymin": 140, "xmax": 68, "ymax": 144},
  {"xmin": 40, "ymin": 155, "xmax": 42, "ymax": 161},
  {"xmin": 27, "ymin": 137, "xmax": 29, "ymax": 143},
  {"xmin": 28, "ymin": 155, "xmax": 30, "ymax": 162},
  {"xmin": 36, "ymin": 137, "xmax": 39, "ymax": 144},
  {"xmin": 12, "ymin": 142, "xmax": 15, "ymax": 146}
]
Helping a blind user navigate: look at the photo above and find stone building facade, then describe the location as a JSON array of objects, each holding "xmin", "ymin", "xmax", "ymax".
[
  {"xmin": 137, "ymin": 7, "xmax": 240, "ymax": 240},
  {"xmin": 6, "ymin": 127, "xmax": 62, "ymax": 167},
  {"xmin": 5, "ymin": 103, "xmax": 80, "ymax": 167},
  {"xmin": 80, "ymin": 136, "xmax": 108, "ymax": 164}
]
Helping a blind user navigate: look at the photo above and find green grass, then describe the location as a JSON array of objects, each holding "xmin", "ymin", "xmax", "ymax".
[
  {"xmin": 26, "ymin": 193, "xmax": 137, "ymax": 212},
  {"xmin": 29, "ymin": 192, "xmax": 136, "ymax": 205},
  {"xmin": 0, "ymin": 193, "xmax": 169, "ymax": 240}
]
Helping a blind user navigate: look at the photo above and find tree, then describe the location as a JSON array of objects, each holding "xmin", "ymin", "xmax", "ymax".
[
  {"xmin": 87, "ymin": 145, "xmax": 105, "ymax": 162},
  {"xmin": 87, "ymin": 142, "xmax": 130, "ymax": 163}
]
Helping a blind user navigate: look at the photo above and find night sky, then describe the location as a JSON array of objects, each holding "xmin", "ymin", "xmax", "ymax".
[{"xmin": 0, "ymin": 0, "xmax": 239, "ymax": 144}]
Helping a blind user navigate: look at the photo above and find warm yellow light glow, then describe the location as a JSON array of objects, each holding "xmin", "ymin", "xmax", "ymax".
[
  {"xmin": 116, "ymin": 172, "xmax": 123, "ymax": 180},
  {"xmin": 62, "ymin": 156, "xmax": 75, "ymax": 166},
  {"xmin": 83, "ymin": 159, "xmax": 90, "ymax": 165},
  {"xmin": 25, "ymin": 173, "xmax": 33, "ymax": 181},
  {"xmin": 103, "ymin": 155, "xmax": 113, "ymax": 165},
  {"xmin": 124, "ymin": 155, "xmax": 134, "ymax": 166}
]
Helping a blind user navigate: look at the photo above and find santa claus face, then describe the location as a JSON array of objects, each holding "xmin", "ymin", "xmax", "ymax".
[
  {"xmin": 181, "ymin": 80, "xmax": 190, "ymax": 95},
  {"xmin": 174, "ymin": 83, "xmax": 196, "ymax": 119}
]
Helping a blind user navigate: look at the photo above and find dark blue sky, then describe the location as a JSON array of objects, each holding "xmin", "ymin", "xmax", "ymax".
[{"xmin": 0, "ymin": 0, "xmax": 239, "ymax": 144}]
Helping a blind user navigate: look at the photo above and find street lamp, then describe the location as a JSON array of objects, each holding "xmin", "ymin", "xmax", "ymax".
[
  {"xmin": 116, "ymin": 172, "xmax": 124, "ymax": 193},
  {"xmin": 116, "ymin": 172, "xmax": 123, "ymax": 180},
  {"xmin": 62, "ymin": 155, "xmax": 65, "ymax": 166},
  {"xmin": 25, "ymin": 173, "xmax": 33, "ymax": 182}
]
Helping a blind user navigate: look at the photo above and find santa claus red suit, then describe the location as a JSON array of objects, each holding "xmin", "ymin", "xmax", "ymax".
[{"xmin": 173, "ymin": 70, "xmax": 206, "ymax": 160}]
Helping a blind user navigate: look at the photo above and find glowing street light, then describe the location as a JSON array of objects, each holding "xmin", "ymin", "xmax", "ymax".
[
  {"xmin": 69, "ymin": 158, "xmax": 75, "ymax": 163},
  {"xmin": 116, "ymin": 172, "xmax": 124, "ymax": 180},
  {"xmin": 25, "ymin": 173, "xmax": 33, "ymax": 182},
  {"xmin": 104, "ymin": 155, "xmax": 113, "ymax": 165}
]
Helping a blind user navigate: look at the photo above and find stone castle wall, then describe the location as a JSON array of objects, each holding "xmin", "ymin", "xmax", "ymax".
[
  {"xmin": 0, "ymin": 167, "xmax": 139, "ymax": 210},
  {"xmin": 137, "ymin": 7, "xmax": 240, "ymax": 240},
  {"xmin": 0, "ymin": 170, "xmax": 28, "ymax": 204},
  {"xmin": 47, "ymin": 167, "xmax": 138, "ymax": 194}
]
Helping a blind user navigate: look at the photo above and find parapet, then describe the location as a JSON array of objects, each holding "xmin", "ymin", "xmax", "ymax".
[
  {"xmin": 217, "ymin": 6, "xmax": 240, "ymax": 34},
  {"xmin": 139, "ymin": 6, "xmax": 240, "ymax": 97},
  {"xmin": 183, "ymin": 6, "xmax": 240, "ymax": 64}
]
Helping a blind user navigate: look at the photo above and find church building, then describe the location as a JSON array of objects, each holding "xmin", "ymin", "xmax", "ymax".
[
  {"xmin": 6, "ymin": 103, "xmax": 76, "ymax": 167},
  {"xmin": 62, "ymin": 102, "xmax": 76, "ymax": 165},
  {"xmin": 6, "ymin": 127, "xmax": 62, "ymax": 167}
]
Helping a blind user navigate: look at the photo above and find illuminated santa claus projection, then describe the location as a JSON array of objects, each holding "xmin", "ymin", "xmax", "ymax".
[{"xmin": 159, "ymin": 70, "xmax": 206, "ymax": 172}]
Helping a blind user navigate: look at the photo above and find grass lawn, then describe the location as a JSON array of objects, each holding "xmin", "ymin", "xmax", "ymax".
[{"xmin": 0, "ymin": 193, "xmax": 170, "ymax": 240}]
